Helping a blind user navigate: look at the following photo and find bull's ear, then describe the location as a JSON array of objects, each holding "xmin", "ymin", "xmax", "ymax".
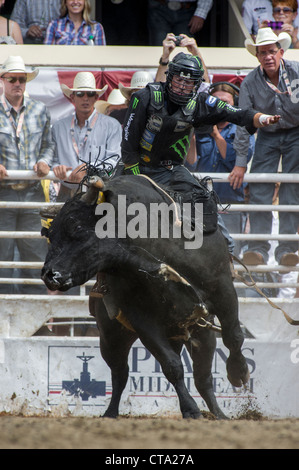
[
  {"xmin": 81, "ymin": 176, "xmax": 106, "ymax": 205},
  {"xmin": 40, "ymin": 205, "xmax": 62, "ymax": 219}
]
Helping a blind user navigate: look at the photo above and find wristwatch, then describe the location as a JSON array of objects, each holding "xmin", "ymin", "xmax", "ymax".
[{"xmin": 159, "ymin": 57, "xmax": 169, "ymax": 66}]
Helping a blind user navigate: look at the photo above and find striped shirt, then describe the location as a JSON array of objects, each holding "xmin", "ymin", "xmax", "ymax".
[
  {"xmin": 11, "ymin": 0, "xmax": 61, "ymax": 40},
  {"xmin": 44, "ymin": 15, "xmax": 106, "ymax": 45},
  {"xmin": 0, "ymin": 96, "xmax": 54, "ymax": 172},
  {"xmin": 167, "ymin": 1, "xmax": 213, "ymax": 19}
]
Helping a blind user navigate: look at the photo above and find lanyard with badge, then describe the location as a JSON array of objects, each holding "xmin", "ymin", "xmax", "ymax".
[
  {"xmin": 0, "ymin": 94, "xmax": 25, "ymax": 151},
  {"xmin": 263, "ymin": 60, "xmax": 292, "ymax": 96},
  {"xmin": 70, "ymin": 112, "xmax": 98, "ymax": 162}
]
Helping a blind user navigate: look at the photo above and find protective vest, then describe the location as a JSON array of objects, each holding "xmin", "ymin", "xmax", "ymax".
[{"xmin": 139, "ymin": 83, "xmax": 198, "ymax": 167}]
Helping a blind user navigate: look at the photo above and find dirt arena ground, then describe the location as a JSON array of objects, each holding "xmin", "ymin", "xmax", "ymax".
[{"xmin": 1, "ymin": 414, "xmax": 299, "ymax": 449}]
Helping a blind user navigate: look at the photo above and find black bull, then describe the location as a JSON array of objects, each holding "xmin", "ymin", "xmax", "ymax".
[{"xmin": 41, "ymin": 174, "xmax": 249, "ymax": 419}]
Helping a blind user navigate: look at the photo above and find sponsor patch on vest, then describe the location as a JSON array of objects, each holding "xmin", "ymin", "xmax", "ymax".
[
  {"xmin": 174, "ymin": 121, "xmax": 191, "ymax": 132},
  {"xmin": 140, "ymin": 138, "xmax": 153, "ymax": 151},
  {"xmin": 205, "ymin": 96, "xmax": 217, "ymax": 107},
  {"xmin": 147, "ymin": 115, "xmax": 163, "ymax": 133}
]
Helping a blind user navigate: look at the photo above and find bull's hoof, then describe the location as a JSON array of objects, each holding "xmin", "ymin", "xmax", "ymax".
[
  {"xmin": 214, "ymin": 410, "xmax": 229, "ymax": 420},
  {"xmin": 226, "ymin": 355, "xmax": 250, "ymax": 388},
  {"xmin": 182, "ymin": 410, "xmax": 202, "ymax": 419},
  {"xmin": 102, "ymin": 410, "xmax": 118, "ymax": 419}
]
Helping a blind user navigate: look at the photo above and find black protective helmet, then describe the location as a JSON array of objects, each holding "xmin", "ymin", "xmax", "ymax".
[{"xmin": 166, "ymin": 52, "xmax": 204, "ymax": 105}]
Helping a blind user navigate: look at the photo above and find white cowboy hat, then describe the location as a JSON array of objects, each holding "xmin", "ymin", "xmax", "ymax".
[
  {"xmin": 245, "ymin": 27, "xmax": 291, "ymax": 56},
  {"xmin": 94, "ymin": 88, "xmax": 126, "ymax": 114},
  {"xmin": 61, "ymin": 71, "xmax": 108, "ymax": 98},
  {"xmin": 0, "ymin": 55, "xmax": 39, "ymax": 81},
  {"xmin": 118, "ymin": 71, "xmax": 153, "ymax": 100}
]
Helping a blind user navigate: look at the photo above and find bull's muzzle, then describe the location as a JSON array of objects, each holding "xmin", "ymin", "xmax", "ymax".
[{"xmin": 41, "ymin": 268, "xmax": 73, "ymax": 291}]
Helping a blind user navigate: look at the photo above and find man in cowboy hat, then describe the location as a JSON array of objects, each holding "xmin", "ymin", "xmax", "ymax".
[
  {"xmin": 118, "ymin": 71, "xmax": 153, "ymax": 102},
  {"xmin": 52, "ymin": 71, "xmax": 122, "ymax": 200},
  {"xmin": 94, "ymin": 88, "xmax": 127, "ymax": 124},
  {"xmin": 0, "ymin": 55, "xmax": 55, "ymax": 294},
  {"xmin": 229, "ymin": 27, "xmax": 299, "ymax": 268}
]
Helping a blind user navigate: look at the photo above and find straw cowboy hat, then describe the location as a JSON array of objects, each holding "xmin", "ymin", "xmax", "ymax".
[
  {"xmin": 0, "ymin": 55, "xmax": 39, "ymax": 81},
  {"xmin": 118, "ymin": 71, "xmax": 153, "ymax": 100},
  {"xmin": 245, "ymin": 27, "xmax": 292, "ymax": 56},
  {"xmin": 61, "ymin": 71, "xmax": 108, "ymax": 98},
  {"xmin": 94, "ymin": 88, "xmax": 126, "ymax": 114}
]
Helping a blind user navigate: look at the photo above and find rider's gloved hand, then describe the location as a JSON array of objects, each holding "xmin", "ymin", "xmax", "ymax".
[{"xmin": 123, "ymin": 163, "xmax": 140, "ymax": 175}]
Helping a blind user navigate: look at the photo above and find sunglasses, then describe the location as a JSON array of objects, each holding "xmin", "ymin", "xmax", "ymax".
[
  {"xmin": 2, "ymin": 76, "xmax": 27, "ymax": 84},
  {"xmin": 74, "ymin": 91, "xmax": 97, "ymax": 98},
  {"xmin": 273, "ymin": 7, "xmax": 294, "ymax": 13}
]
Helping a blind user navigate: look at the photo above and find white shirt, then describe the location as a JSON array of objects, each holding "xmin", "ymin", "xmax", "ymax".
[{"xmin": 52, "ymin": 110, "xmax": 122, "ymax": 185}]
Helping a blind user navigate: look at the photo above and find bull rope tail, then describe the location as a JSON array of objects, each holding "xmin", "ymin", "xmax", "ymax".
[
  {"xmin": 232, "ymin": 255, "xmax": 299, "ymax": 326},
  {"xmin": 137, "ymin": 174, "xmax": 182, "ymax": 227}
]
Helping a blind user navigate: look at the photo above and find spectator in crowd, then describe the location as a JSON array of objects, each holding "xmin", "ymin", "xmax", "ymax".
[
  {"xmin": 52, "ymin": 72, "xmax": 121, "ymax": 201},
  {"xmin": 95, "ymin": 88, "xmax": 127, "ymax": 125},
  {"xmin": 0, "ymin": 0, "xmax": 23, "ymax": 44},
  {"xmin": 95, "ymin": 72, "xmax": 153, "ymax": 126},
  {"xmin": 118, "ymin": 70, "xmax": 154, "ymax": 103},
  {"xmin": 260, "ymin": 0, "xmax": 299, "ymax": 48},
  {"xmin": 155, "ymin": 32, "xmax": 210, "ymax": 85},
  {"xmin": 185, "ymin": 82, "xmax": 255, "ymax": 256},
  {"xmin": 147, "ymin": 0, "xmax": 213, "ymax": 46},
  {"xmin": 11, "ymin": 0, "xmax": 61, "ymax": 44},
  {"xmin": 44, "ymin": 0, "xmax": 106, "ymax": 45},
  {"xmin": 95, "ymin": 89, "xmax": 126, "ymax": 116},
  {"xmin": 230, "ymin": 28, "xmax": 299, "ymax": 267},
  {"xmin": 242, "ymin": 0, "xmax": 299, "ymax": 37},
  {"xmin": 0, "ymin": 55, "xmax": 54, "ymax": 294}
]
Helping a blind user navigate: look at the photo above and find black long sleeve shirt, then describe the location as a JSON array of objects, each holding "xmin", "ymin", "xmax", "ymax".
[{"xmin": 121, "ymin": 83, "xmax": 257, "ymax": 168}]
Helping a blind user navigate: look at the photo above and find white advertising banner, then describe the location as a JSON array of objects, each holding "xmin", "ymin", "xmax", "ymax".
[{"xmin": 0, "ymin": 337, "xmax": 298, "ymax": 419}]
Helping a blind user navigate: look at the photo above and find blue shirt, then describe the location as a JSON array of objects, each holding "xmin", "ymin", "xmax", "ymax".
[{"xmin": 185, "ymin": 123, "xmax": 255, "ymax": 203}]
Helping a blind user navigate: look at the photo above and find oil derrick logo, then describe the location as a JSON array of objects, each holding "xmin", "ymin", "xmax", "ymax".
[{"xmin": 62, "ymin": 352, "xmax": 106, "ymax": 401}]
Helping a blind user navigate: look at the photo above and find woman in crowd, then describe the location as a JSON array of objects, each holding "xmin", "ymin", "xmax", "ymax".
[
  {"xmin": 0, "ymin": 0, "xmax": 23, "ymax": 44},
  {"xmin": 260, "ymin": 0, "xmax": 299, "ymax": 48},
  {"xmin": 44, "ymin": 0, "xmax": 106, "ymax": 45}
]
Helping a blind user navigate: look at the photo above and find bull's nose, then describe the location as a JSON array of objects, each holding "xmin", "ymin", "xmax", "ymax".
[{"xmin": 41, "ymin": 269, "xmax": 62, "ymax": 286}]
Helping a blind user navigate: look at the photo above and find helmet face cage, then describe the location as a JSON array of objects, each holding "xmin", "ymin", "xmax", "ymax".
[{"xmin": 166, "ymin": 53, "xmax": 204, "ymax": 105}]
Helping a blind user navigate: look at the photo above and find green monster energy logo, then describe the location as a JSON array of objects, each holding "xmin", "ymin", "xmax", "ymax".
[
  {"xmin": 170, "ymin": 135, "xmax": 190, "ymax": 159},
  {"xmin": 192, "ymin": 55, "xmax": 204, "ymax": 73},
  {"xmin": 153, "ymin": 90, "xmax": 162, "ymax": 104},
  {"xmin": 217, "ymin": 100, "xmax": 226, "ymax": 109},
  {"xmin": 132, "ymin": 97, "xmax": 139, "ymax": 109},
  {"xmin": 186, "ymin": 99, "xmax": 196, "ymax": 111}
]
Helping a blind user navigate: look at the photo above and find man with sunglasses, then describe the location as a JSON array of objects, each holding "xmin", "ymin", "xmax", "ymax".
[
  {"xmin": 52, "ymin": 71, "xmax": 122, "ymax": 200},
  {"xmin": 0, "ymin": 55, "xmax": 54, "ymax": 294},
  {"xmin": 230, "ymin": 27, "xmax": 299, "ymax": 269}
]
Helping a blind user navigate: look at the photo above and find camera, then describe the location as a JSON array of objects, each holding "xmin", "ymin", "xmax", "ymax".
[
  {"xmin": 267, "ymin": 21, "xmax": 283, "ymax": 30},
  {"xmin": 174, "ymin": 35, "xmax": 183, "ymax": 46}
]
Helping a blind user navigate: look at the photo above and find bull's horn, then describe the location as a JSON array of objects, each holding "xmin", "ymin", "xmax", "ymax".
[
  {"xmin": 81, "ymin": 176, "xmax": 106, "ymax": 204},
  {"xmin": 40, "ymin": 205, "xmax": 63, "ymax": 219},
  {"xmin": 89, "ymin": 175, "xmax": 105, "ymax": 189},
  {"xmin": 81, "ymin": 185, "xmax": 101, "ymax": 205}
]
